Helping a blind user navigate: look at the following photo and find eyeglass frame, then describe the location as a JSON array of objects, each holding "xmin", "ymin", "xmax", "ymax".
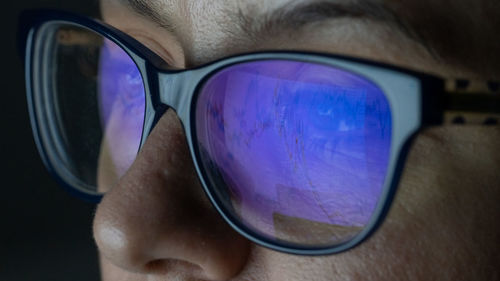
[{"xmin": 19, "ymin": 9, "xmax": 500, "ymax": 256}]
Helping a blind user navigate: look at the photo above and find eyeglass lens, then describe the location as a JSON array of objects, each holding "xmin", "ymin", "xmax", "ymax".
[
  {"xmin": 195, "ymin": 60, "xmax": 392, "ymax": 247},
  {"xmin": 45, "ymin": 24, "xmax": 145, "ymax": 193}
]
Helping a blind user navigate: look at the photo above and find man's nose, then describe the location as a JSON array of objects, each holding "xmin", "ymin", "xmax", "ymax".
[{"xmin": 92, "ymin": 110, "xmax": 251, "ymax": 280}]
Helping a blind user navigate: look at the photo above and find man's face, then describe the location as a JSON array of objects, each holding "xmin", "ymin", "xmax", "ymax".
[{"xmin": 93, "ymin": 0, "xmax": 500, "ymax": 280}]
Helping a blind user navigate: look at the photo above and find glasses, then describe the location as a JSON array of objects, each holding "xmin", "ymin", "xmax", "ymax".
[{"xmin": 20, "ymin": 9, "xmax": 500, "ymax": 255}]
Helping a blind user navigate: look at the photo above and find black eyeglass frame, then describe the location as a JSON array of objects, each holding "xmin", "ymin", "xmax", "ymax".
[{"xmin": 19, "ymin": 9, "xmax": 500, "ymax": 256}]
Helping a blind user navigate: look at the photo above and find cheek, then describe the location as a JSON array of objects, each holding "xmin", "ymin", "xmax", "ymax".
[
  {"xmin": 345, "ymin": 126, "xmax": 500, "ymax": 280},
  {"xmin": 238, "ymin": 126, "xmax": 500, "ymax": 281}
]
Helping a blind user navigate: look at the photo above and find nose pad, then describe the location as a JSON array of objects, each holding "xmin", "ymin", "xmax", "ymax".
[{"xmin": 93, "ymin": 110, "xmax": 251, "ymax": 280}]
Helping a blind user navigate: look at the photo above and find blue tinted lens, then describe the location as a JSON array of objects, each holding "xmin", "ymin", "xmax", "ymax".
[
  {"xmin": 97, "ymin": 38, "xmax": 145, "ymax": 191},
  {"xmin": 196, "ymin": 60, "xmax": 392, "ymax": 246}
]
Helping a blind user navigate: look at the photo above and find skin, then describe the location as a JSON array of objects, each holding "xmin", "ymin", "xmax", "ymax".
[{"xmin": 93, "ymin": 0, "xmax": 500, "ymax": 280}]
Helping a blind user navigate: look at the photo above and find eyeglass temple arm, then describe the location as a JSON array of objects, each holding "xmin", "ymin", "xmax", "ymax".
[{"xmin": 428, "ymin": 79, "xmax": 500, "ymax": 126}]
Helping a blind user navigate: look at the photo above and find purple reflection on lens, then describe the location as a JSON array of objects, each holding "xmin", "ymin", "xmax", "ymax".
[
  {"xmin": 196, "ymin": 60, "xmax": 392, "ymax": 236},
  {"xmin": 98, "ymin": 39, "xmax": 145, "ymax": 179}
]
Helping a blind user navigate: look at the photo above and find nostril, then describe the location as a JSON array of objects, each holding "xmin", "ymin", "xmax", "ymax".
[
  {"xmin": 144, "ymin": 259, "xmax": 166, "ymax": 273},
  {"xmin": 144, "ymin": 259, "xmax": 205, "ymax": 277}
]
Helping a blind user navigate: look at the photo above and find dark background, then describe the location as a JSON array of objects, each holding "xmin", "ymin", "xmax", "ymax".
[{"xmin": 1, "ymin": 1, "xmax": 101, "ymax": 280}]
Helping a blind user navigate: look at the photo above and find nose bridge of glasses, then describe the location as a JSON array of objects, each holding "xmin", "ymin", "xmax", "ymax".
[{"xmin": 157, "ymin": 69, "xmax": 204, "ymax": 124}]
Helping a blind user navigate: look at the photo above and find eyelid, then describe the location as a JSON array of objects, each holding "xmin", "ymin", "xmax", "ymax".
[{"xmin": 126, "ymin": 30, "xmax": 178, "ymax": 67}]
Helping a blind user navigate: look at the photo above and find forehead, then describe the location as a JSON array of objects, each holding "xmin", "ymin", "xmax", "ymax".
[
  {"xmin": 103, "ymin": 0, "xmax": 500, "ymax": 76},
  {"xmin": 107, "ymin": 0, "xmax": 421, "ymax": 52},
  {"xmin": 113, "ymin": 0, "xmax": 490, "ymax": 27}
]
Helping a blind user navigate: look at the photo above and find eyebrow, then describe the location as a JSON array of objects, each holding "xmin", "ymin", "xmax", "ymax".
[
  {"xmin": 244, "ymin": 0, "xmax": 435, "ymax": 55},
  {"xmin": 241, "ymin": 0, "xmax": 400, "ymax": 35},
  {"xmin": 119, "ymin": 0, "xmax": 434, "ymax": 56},
  {"xmin": 118, "ymin": 0, "xmax": 176, "ymax": 32}
]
